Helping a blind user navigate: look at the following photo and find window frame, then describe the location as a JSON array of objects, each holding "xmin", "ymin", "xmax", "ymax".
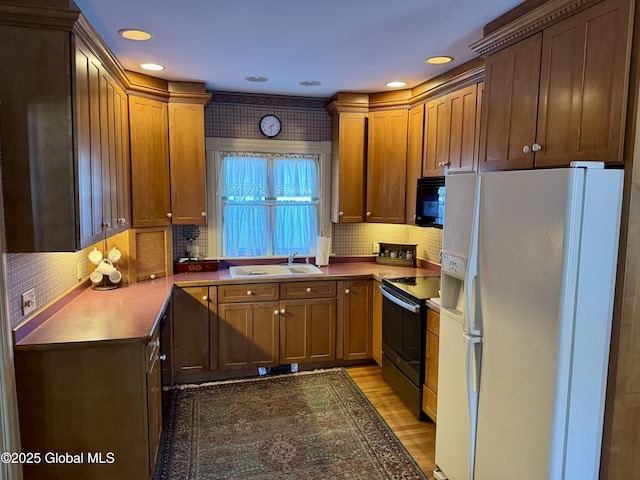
[{"xmin": 206, "ymin": 137, "xmax": 332, "ymax": 260}]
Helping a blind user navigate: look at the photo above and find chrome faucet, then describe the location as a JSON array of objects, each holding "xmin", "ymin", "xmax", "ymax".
[{"xmin": 288, "ymin": 251, "xmax": 298, "ymax": 265}]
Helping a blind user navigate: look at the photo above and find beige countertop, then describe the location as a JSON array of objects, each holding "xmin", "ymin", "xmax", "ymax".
[{"xmin": 14, "ymin": 261, "xmax": 440, "ymax": 349}]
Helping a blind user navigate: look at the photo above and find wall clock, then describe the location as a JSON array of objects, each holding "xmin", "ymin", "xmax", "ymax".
[{"xmin": 259, "ymin": 114, "xmax": 281, "ymax": 138}]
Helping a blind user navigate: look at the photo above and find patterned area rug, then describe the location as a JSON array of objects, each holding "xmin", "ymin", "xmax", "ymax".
[{"xmin": 156, "ymin": 368, "xmax": 427, "ymax": 479}]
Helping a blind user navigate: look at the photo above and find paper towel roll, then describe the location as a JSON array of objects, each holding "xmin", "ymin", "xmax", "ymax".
[{"xmin": 315, "ymin": 236, "xmax": 331, "ymax": 266}]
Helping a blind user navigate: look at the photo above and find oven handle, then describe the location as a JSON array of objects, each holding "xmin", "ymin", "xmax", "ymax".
[{"xmin": 379, "ymin": 285, "xmax": 421, "ymax": 313}]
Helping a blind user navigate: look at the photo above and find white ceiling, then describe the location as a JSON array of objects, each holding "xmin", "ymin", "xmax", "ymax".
[{"xmin": 74, "ymin": 0, "xmax": 524, "ymax": 98}]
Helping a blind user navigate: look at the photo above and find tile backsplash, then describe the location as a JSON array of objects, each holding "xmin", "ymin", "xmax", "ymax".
[{"xmin": 172, "ymin": 222, "xmax": 443, "ymax": 265}]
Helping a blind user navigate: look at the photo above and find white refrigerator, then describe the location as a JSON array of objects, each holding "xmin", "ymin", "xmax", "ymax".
[{"xmin": 434, "ymin": 162, "xmax": 623, "ymax": 480}]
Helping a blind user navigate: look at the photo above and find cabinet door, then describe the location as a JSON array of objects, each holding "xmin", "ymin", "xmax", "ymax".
[
  {"xmin": 535, "ymin": 0, "xmax": 631, "ymax": 167},
  {"xmin": 113, "ymin": 85, "xmax": 131, "ymax": 230},
  {"xmin": 422, "ymin": 96, "xmax": 447, "ymax": 177},
  {"xmin": 331, "ymin": 112, "xmax": 367, "ymax": 223},
  {"xmin": 99, "ymin": 69, "xmax": 116, "ymax": 238},
  {"xmin": 372, "ymin": 280, "xmax": 383, "ymax": 366},
  {"xmin": 406, "ymin": 104, "xmax": 425, "ymax": 224},
  {"xmin": 146, "ymin": 331, "xmax": 162, "ymax": 476},
  {"xmin": 172, "ymin": 287, "xmax": 210, "ymax": 381},
  {"xmin": 76, "ymin": 44, "xmax": 105, "ymax": 248},
  {"xmin": 218, "ymin": 302, "xmax": 279, "ymax": 369},
  {"xmin": 129, "ymin": 96, "xmax": 171, "ymax": 227},
  {"xmin": 339, "ymin": 280, "xmax": 373, "ymax": 360},
  {"xmin": 445, "ymin": 84, "xmax": 479, "ymax": 174},
  {"xmin": 366, "ymin": 110, "xmax": 408, "ymax": 223},
  {"xmin": 280, "ymin": 298, "xmax": 337, "ymax": 364},
  {"xmin": 479, "ymin": 33, "xmax": 542, "ymax": 171},
  {"xmin": 169, "ymin": 103, "xmax": 207, "ymax": 224}
]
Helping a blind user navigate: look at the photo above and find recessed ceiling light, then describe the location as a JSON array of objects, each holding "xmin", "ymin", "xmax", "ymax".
[
  {"xmin": 245, "ymin": 76, "xmax": 269, "ymax": 82},
  {"xmin": 426, "ymin": 56, "xmax": 454, "ymax": 65},
  {"xmin": 299, "ymin": 80, "xmax": 322, "ymax": 87},
  {"xmin": 386, "ymin": 81, "xmax": 407, "ymax": 88},
  {"xmin": 118, "ymin": 29, "xmax": 153, "ymax": 41},
  {"xmin": 140, "ymin": 63, "xmax": 164, "ymax": 71}
]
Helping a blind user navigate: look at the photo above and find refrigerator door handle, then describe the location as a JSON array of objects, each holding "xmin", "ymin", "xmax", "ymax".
[
  {"xmin": 464, "ymin": 332, "xmax": 482, "ymax": 480},
  {"xmin": 464, "ymin": 176, "xmax": 482, "ymax": 336}
]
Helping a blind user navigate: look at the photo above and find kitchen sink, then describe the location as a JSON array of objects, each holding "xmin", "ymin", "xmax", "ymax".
[
  {"xmin": 285, "ymin": 264, "xmax": 323, "ymax": 275},
  {"xmin": 229, "ymin": 264, "xmax": 324, "ymax": 278}
]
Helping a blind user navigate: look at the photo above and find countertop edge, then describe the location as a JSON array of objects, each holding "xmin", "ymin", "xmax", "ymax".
[{"xmin": 14, "ymin": 262, "xmax": 440, "ymax": 348}]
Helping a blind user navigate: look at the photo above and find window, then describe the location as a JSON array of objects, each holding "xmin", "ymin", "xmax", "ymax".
[
  {"xmin": 217, "ymin": 152, "xmax": 319, "ymax": 257},
  {"xmin": 206, "ymin": 137, "xmax": 331, "ymax": 259}
]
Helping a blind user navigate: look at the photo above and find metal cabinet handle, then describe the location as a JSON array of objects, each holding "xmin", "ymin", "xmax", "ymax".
[
  {"xmin": 166, "ymin": 212, "xmax": 172, "ymax": 218},
  {"xmin": 523, "ymin": 145, "xmax": 531, "ymax": 153},
  {"xmin": 280, "ymin": 309, "xmax": 286, "ymax": 314},
  {"xmin": 159, "ymin": 354, "xmax": 167, "ymax": 361},
  {"xmin": 274, "ymin": 310, "xmax": 280, "ymax": 315},
  {"xmin": 201, "ymin": 211, "xmax": 206, "ymax": 217},
  {"xmin": 345, "ymin": 289, "xmax": 350, "ymax": 294},
  {"xmin": 306, "ymin": 287, "xmax": 312, "ymax": 293},
  {"xmin": 532, "ymin": 143, "xmax": 542, "ymax": 152},
  {"xmin": 246, "ymin": 290, "xmax": 253, "ymax": 296},
  {"xmin": 202, "ymin": 296, "xmax": 208, "ymax": 302},
  {"xmin": 366, "ymin": 212, "xmax": 371, "ymax": 217}
]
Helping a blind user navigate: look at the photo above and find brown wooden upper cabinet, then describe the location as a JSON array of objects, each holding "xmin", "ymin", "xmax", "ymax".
[
  {"xmin": 478, "ymin": 0, "xmax": 632, "ymax": 170},
  {"xmin": 76, "ymin": 38, "xmax": 131, "ymax": 247},
  {"xmin": 329, "ymin": 111, "xmax": 367, "ymax": 223},
  {"xmin": 0, "ymin": 5, "xmax": 132, "ymax": 252},
  {"xmin": 423, "ymin": 96, "xmax": 448, "ymax": 177},
  {"xmin": 129, "ymin": 96, "xmax": 172, "ymax": 228},
  {"xmin": 169, "ymin": 103, "xmax": 207, "ymax": 224},
  {"xmin": 129, "ymin": 91, "xmax": 209, "ymax": 229},
  {"xmin": 406, "ymin": 104, "xmax": 425, "ymax": 224},
  {"xmin": 367, "ymin": 109, "xmax": 408, "ymax": 223},
  {"xmin": 422, "ymin": 83, "xmax": 482, "ymax": 177}
]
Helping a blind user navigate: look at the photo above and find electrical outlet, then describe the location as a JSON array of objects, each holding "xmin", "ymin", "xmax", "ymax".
[
  {"xmin": 372, "ymin": 242, "xmax": 380, "ymax": 254},
  {"xmin": 21, "ymin": 288, "xmax": 36, "ymax": 316}
]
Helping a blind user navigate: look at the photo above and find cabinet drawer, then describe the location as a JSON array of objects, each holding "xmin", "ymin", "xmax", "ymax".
[
  {"xmin": 218, "ymin": 283, "xmax": 279, "ymax": 303},
  {"xmin": 280, "ymin": 281, "xmax": 337, "ymax": 299},
  {"xmin": 426, "ymin": 331, "xmax": 439, "ymax": 363},
  {"xmin": 425, "ymin": 357, "xmax": 438, "ymax": 393},
  {"xmin": 427, "ymin": 308, "xmax": 440, "ymax": 335},
  {"xmin": 423, "ymin": 385, "xmax": 438, "ymax": 422}
]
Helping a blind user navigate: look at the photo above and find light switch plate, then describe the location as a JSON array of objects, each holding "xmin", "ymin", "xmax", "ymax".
[{"xmin": 21, "ymin": 288, "xmax": 36, "ymax": 316}]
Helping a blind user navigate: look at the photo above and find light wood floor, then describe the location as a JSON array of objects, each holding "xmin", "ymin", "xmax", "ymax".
[{"xmin": 346, "ymin": 364, "xmax": 436, "ymax": 478}]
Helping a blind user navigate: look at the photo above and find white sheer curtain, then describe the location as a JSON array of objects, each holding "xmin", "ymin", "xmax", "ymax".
[{"xmin": 217, "ymin": 153, "xmax": 319, "ymax": 257}]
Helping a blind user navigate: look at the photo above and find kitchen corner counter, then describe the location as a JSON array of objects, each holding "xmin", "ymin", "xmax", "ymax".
[{"xmin": 14, "ymin": 261, "xmax": 440, "ymax": 348}]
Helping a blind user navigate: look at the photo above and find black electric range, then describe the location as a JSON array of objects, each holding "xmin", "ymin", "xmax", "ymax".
[{"xmin": 379, "ymin": 275, "xmax": 440, "ymax": 420}]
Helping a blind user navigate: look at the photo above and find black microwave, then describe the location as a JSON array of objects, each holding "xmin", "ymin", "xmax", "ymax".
[{"xmin": 415, "ymin": 177, "xmax": 445, "ymax": 228}]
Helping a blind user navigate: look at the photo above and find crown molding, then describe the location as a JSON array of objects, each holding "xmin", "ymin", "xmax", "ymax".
[
  {"xmin": 0, "ymin": 2, "xmax": 79, "ymax": 30},
  {"xmin": 470, "ymin": 0, "xmax": 604, "ymax": 56}
]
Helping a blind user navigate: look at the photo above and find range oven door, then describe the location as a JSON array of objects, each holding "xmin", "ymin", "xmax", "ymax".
[{"xmin": 380, "ymin": 285, "xmax": 425, "ymax": 418}]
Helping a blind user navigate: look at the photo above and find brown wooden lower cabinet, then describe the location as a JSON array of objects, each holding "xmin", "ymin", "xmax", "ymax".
[
  {"xmin": 339, "ymin": 280, "xmax": 373, "ymax": 360},
  {"xmin": 423, "ymin": 307, "xmax": 440, "ymax": 422},
  {"xmin": 279, "ymin": 298, "xmax": 337, "ymax": 363},
  {"xmin": 171, "ymin": 286, "xmax": 217, "ymax": 383},
  {"xmin": 14, "ymin": 328, "xmax": 164, "ymax": 480},
  {"xmin": 372, "ymin": 280, "xmax": 383, "ymax": 366},
  {"xmin": 218, "ymin": 301, "xmax": 280, "ymax": 369}
]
